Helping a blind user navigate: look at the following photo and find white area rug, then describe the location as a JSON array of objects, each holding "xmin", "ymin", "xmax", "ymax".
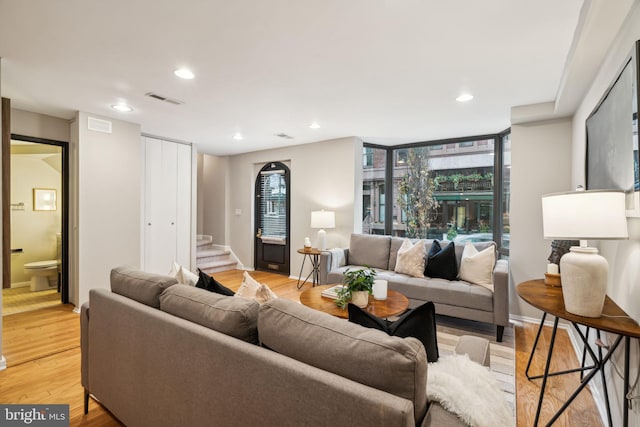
[{"xmin": 428, "ymin": 352, "xmax": 515, "ymax": 427}]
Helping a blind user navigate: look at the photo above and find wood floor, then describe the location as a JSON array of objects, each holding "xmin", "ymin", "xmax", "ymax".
[{"xmin": 0, "ymin": 270, "xmax": 603, "ymax": 426}]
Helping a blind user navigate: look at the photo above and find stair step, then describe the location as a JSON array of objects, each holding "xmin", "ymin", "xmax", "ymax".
[
  {"xmin": 196, "ymin": 235, "xmax": 213, "ymax": 247},
  {"xmin": 198, "ymin": 259, "xmax": 237, "ymax": 269},
  {"xmin": 196, "ymin": 248, "xmax": 229, "ymax": 257},
  {"xmin": 197, "ymin": 259, "xmax": 238, "ymax": 274}
]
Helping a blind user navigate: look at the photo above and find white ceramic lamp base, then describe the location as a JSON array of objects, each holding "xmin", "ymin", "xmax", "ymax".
[
  {"xmin": 317, "ymin": 229, "xmax": 327, "ymax": 250},
  {"xmin": 560, "ymin": 246, "xmax": 608, "ymax": 318}
]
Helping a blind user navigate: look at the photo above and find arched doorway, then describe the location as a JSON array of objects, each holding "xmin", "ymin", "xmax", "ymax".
[{"xmin": 254, "ymin": 162, "xmax": 290, "ymax": 275}]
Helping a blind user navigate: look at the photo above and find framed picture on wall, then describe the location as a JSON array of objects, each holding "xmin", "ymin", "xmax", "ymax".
[
  {"xmin": 33, "ymin": 188, "xmax": 57, "ymax": 211},
  {"xmin": 586, "ymin": 40, "xmax": 640, "ymax": 216}
]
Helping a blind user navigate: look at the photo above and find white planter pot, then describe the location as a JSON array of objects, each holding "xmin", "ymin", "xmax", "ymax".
[{"xmin": 351, "ymin": 291, "xmax": 369, "ymax": 308}]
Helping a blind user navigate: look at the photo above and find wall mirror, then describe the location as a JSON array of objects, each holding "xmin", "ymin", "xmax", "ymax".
[
  {"xmin": 33, "ymin": 188, "xmax": 57, "ymax": 211},
  {"xmin": 586, "ymin": 40, "xmax": 640, "ymax": 216}
]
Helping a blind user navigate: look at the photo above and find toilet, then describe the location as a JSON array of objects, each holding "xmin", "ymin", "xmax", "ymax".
[{"xmin": 24, "ymin": 260, "xmax": 59, "ymax": 291}]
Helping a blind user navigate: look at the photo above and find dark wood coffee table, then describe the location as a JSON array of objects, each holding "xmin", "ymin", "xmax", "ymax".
[{"xmin": 300, "ymin": 285, "xmax": 409, "ymax": 319}]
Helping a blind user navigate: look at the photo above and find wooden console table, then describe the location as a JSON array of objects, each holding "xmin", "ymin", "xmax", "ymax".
[{"xmin": 517, "ymin": 279, "xmax": 640, "ymax": 427}]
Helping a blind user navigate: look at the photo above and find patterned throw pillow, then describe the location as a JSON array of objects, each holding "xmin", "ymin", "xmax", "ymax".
[
  {"xmin": 394, "ymin": 239, "xmax": 426, "ymax": 278},
  {"xmin": 458, "ymin": 242, "xmax": 496, "ymax": 291}
]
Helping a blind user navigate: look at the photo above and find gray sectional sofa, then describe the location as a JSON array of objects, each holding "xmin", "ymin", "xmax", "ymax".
[
  {"xmin": 81, "ymin": 266, "xmax": 492, "ymax": 427},
  {"xmin": 319, "ymin": 234, "xmax": 509, "ymax": 341}
]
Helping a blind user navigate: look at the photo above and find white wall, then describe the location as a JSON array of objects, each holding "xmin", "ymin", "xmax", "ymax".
[
  {"xmin": 10, "ymin": 155, "xmax": 62, "ymax": 284},
  {"xmin": 200, "ymin": 154, "xmax": 230, "ymax": 245},
  {"xmin": 509, "ymin": 118, "xmax": 573, "ymax": 318},
  {"xmin": 76, "ymin": 112, "xmax": 142, "ymax": 306},
  {"xmin": 12, "ymin": 109, "xmax": 70, "ymax": 142},
  {"xmin": 216, "ymin": 137, "xmax": 362, "ymax": 278},
  {"xmin": 570, "ymin": 3, "xmax": 640, "ymax": 424}
]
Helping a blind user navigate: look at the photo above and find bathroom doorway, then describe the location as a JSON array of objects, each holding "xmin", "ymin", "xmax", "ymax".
[{"xmin": 2, "ymin": 134, "xmax": 69, "ymax": 315}]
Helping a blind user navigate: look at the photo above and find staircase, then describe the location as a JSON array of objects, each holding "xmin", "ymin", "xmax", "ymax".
[{"xmin": 196, "ymin": 235, "xmax": 238, "ymax": 274}]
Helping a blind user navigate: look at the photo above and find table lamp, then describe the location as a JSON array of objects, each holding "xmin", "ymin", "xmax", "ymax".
[
  {"xmin": 541, "ymin": 190, "xmax": 628, "ymax": 317},
  {"xmin": 311, "ymin": 210, "xmax": 335, "ymax": 250}
]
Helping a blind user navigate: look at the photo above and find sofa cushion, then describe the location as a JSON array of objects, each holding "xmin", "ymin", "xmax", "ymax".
[
  {"xmin": 110, "ymin": 266, "xmax": 178, "ymax": 309},
  {"xmin": 195, "ymin": 269, "xmax": 235, "ymax": 296},
  {"xmin": 258, "ymin": 298, "xmax": 428, "ymax": 421},
  {"xmin": 425, "ymin": 240, "xmax": 458, "ymax": 281},
  {"xmin": 383, "ymin": 274, "xmax": 494, "ymax": 312},
  {"xmin": 348, "ymin": 301, "xmax": 439, "ymax": 362},
  {"xmin": 159, "ymin": 284, "xmax": 260, "ymax": 344},
  {"xmin": 348, "ymin": 233, "xmax": 391, "ymax": 270},
  {"xmin": 458, "ymin": 242, "xmax": 496, "ymax": 291},
  {"xmin": 394, "ymin": 239, "xmax": 426, "ymax": 278}
]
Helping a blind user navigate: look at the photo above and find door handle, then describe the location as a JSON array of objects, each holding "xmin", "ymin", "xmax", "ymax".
[{"xmin": 256, "ymin": 228, "xmax": 262, "ymax": 238}]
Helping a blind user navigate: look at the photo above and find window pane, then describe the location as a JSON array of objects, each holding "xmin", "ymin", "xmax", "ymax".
[
  {"xmin": 395, "ymin": 140, "xmax": 495, "ymax": 241},
  {"xmin": 362, "ymin": 146, "xmax": 386, "ymax": 235},
  {"xmin": 502, "ymin": 133, "xmax": 511, "ymax": 249},
  {"xmin": 260, "ymin": 172, "xmax": 287, "ymax": 237}
]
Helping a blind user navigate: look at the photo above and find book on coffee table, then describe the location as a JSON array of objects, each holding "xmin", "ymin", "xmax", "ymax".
[{"xmin": 321, "ymin": 285, "xmax": 345, "ymax": 300}]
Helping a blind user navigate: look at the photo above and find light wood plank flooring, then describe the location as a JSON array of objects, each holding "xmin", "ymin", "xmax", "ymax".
[{"xmin": 0, "ymin": 270, "xmax": 603, "ymax": 426}]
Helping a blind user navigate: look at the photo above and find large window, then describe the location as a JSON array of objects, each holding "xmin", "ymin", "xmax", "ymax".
[
  {"xmin": 362, "ymin": 147, "xmax": 387, "ymax": 234},
  {"xmin": 362, "ymin": 131, "xmax": 511, "ymax": 253}
]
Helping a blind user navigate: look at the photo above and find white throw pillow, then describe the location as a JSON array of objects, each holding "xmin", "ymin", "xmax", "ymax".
[
  {"xmin": 458, "ymin": 242, "xmax": 495, "ymax": 291},
  {"xmin": 236, "ymin": 271, "xmax": 278, "ymax": 304},
  {"xmin": 168, "ymin": 261, "xmax": 198, "ymax": 286},
  {"xmin": 394, "ymin": 239, "xmax": 426, "ymax": 278}
]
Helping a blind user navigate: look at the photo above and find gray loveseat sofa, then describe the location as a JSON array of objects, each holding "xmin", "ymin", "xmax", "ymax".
[
  {"xmin": 319, "ymin": 234, "xmax": 509, "ymax": 341},
  {"xmin": 81, "ymin": 266, "xmax": 492, "ymax": 427}
]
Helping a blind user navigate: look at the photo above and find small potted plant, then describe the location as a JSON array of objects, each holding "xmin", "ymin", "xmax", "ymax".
[{"xmin": 335, "ymin": 267, "xmax": 377, "ymax": 309}]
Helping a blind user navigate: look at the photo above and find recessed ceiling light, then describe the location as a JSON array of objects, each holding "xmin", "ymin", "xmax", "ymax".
[
  {"xmin": 233, "ymin": 132, "xmax": 243, "ymax": 140},
  {"xmin": 174, "ymin": 68, "xmax": 195, "ymax": 80},
  {"xmin": 111, "ymin": 103, "xmax": 133, "ymax": 112},
  {"xmin": 309, "ymin": 122, "xmax": 320, "ymax": 129},
  {"xmin": 456, "ymin": 93, "xmax": 474, "ymax": 102}
]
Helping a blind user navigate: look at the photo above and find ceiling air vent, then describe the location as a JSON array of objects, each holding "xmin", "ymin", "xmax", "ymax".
[
  {"xmin": 87, "ymin": 117, "xmax": 112, "ymax": 133},
  {"xmin": 275, "ymin": 133, "xmax": 294, "ymax": 139},
  {"xmin": 145, "ymin": 92, "xmax": 185, "ymax": 105}
]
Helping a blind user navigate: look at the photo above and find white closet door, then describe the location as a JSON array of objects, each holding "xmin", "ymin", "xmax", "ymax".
[
  {"xmin": 175, "ymin": 143, "xmax": 191, "ymax": 268},
  {"xmin": 144, "ymin": 138, "xmax": 178, "ymax": 274}
]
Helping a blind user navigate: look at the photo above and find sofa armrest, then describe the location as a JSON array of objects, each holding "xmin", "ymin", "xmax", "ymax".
[
  {"xmin": 80, "ymin": 302, "xmax": 90, "ymax": 390},
  {"xmin": 318, "ymin": 249, "xmax": 349, "ymax": 284},
  {"xmin": 492, "ymin": 259, "xmax": 509, "ymax": 327}
]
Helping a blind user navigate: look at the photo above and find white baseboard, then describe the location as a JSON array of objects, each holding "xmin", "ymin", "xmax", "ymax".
[
  {"xmin": 73, "ymin": 306, "xmax": 81, "ymax": 314},
  {"xmin": 0, "ymin": 355, "xmax": 6, "ymax": 371}
]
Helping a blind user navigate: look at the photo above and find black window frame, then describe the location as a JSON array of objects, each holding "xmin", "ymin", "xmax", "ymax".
[{"xmin": 363, "ymin": 129, "xmax": 511, "ymax": 255}]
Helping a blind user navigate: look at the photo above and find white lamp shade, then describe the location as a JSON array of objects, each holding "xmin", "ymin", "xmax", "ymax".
[
  {"xmin": 542, "ymin": 190, "xmax": 628, "ymax": 240},
  {"xmin": 311, "ymin": 210, "xmax": 335, "ymax": 229}
]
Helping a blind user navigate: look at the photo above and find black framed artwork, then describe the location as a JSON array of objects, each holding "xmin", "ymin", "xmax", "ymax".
[{"xmin": 586, "ymin": 40, "xmax": 640, "ymax": 216}]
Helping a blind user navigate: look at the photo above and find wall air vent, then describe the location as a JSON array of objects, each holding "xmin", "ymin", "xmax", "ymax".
[
  {"xmin": 275, "ymin": 133, "xmax": 294, "ymax": 139},
  {"xmin": 87, "ymin": 117, "xmax": 112, "ymax": 133},
  {"xmin": 145, "ymin": 92, "xmax": 185, "ymax": 105}
]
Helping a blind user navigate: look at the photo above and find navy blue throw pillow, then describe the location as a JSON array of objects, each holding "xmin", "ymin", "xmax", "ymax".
[
  {"xmin": 424, "ymin": 240, "xmax": 458, "ymax": 281},
  {"xmin": 195, "ymin": 269, "xmax": 235, "ymax": 296},
  {"xmin": 348, "ymin": 301, "xmax": 439, "ymax": 362}
]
